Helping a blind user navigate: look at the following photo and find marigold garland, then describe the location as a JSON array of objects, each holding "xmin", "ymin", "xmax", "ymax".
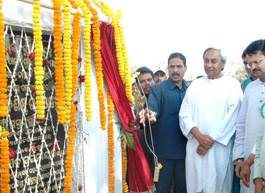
[
  {"xmin": 0, "ymin": 128, "xmax": 10, "ymax": 192},
  {"xmin": 68, "ymin": 0, "xmax": 79, "ymax": 9},
  {"xmin": 63, "ymin": 101, "xmax": 77, "ymax": 193},
  {"xmin": 52, "ymin": 0, "xmax": 66, "ymax": 124},
  {"xmin": 0, "ymin": 0, "xmax": 8, "ymax": 117},
  {"xmin": 71, "ymin": 12, "xmax": 82, "ymax": 97},
  {"xmin": 93, "ymin": 1, "xmax": 134, "ymax": 103},
  {"xmin": 121, "ymin": 142, "xmax": 129, "ymax": 192},
  {"xmin": 33, "ymin": 0, "xmax": 45, "ymax": 119},
  {"xmin": 85, "ymin": 0, "xmax": 107, "ymax": 130},
  {"xmin": 76, "ymin": 0, "xmax": 92, "ymax": 121},
  {"xmin": 107, "ymin": 89, "xmax": 115, "ymax": 192},
  {"xmin": 62, "ymin": 0, "xmax": 72, "ymax": 124},
  {"xmin": 116, "ymin": 10, "xmax": 134, "ymax": 103},
  {"xmin": 62, "ymin": 12, "xmax": 82, "ymax": 192}
]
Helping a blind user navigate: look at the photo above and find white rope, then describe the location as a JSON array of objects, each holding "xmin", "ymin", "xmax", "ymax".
[
  {"xmin": 134, "ymin": 75, "xmax": 158, "ymax": 167},
  {"xmin": 6, "ymin": 25, "xmax": 67, "ymax": 193}
]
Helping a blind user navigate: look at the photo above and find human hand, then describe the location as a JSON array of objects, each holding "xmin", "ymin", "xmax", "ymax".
[
  {"xmin": 240, "ymin": 162, "xmax": 251, "ymax": 188},
  {"xmin": 254, "ymin": 178, "xmax": 265, "ymax": 193},
  {"xmin": 138, "ymin": 109, "xmax": 157, "ymax": 126},
  {"xmin": 197, "ymin": 134, "xmax": 214, "ymax": 150},
  {"xmin": 128, "ymin": 119, "xmax": 140, "ymax": 131},
  {"xmin": 190, "ymin": 127, "xmax": 214, "ymax": 150},
  {"xmin": 196, "ymin": 144, "xmax": 207, "ymax": 155},
  {"xmin": 235, "ymin": 159, "xmax": 244, "ymax": 178},
  {"xmin": 146, "ymin": 109, "xmax": 157, "ymax": 124},
  {"xmin": 138, "ymin": 109, "xmax": 146, "ymax": 126},
  {"xmin": 262, "ymin": 181, "xmax": 265, "ymax": 193}
]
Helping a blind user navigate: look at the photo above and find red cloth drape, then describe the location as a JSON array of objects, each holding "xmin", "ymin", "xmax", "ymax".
[{"xmin": 95, "ymin": 22, "xmax": 154, "ymax": 192}]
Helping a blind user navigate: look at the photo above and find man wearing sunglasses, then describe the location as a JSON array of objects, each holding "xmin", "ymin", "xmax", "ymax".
[{"xmin": 233, "ymin": 39, "xmax": 265, "ymax": 193}]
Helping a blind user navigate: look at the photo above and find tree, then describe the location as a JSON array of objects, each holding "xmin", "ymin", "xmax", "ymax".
[{"xmin": 223, "ymin": 60, "xmax": 248, "ymax": 84}]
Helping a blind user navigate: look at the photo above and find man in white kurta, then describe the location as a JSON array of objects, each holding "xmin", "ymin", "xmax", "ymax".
[
  {"xmin": 179, "ymin": 47, "xmax": 242, "ymax": 193},
  {"xmin": 233, "ymin": 39, "xmax": 265, "ymax": 193},
  {"xmin": 233, "ymin": 79, "xmax": 264, "ymax": 193}
]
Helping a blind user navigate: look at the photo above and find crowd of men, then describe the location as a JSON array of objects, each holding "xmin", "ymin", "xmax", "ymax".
[{"xmin": 129, "ymin": 39, "xmax": 265, "ymax": 193}]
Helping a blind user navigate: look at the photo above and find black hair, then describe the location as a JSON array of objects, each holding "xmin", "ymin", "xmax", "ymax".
[
  {"xmin": 244, "ymin": 39, "xmax": 265, "ymax": 56},
  {"xmin": 135, "ymin": 66, "xmax": 154, "ymax": 82},
  {"xmin": 241, "ymin": 49, "xmax": 246, "ymax": 58},
  {"xmin": 168, "ymin": 52, "xmax": 186, "ymax": 66}
]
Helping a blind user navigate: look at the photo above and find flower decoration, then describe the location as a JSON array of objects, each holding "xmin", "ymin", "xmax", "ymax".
[
  {"xmin": 76, "ymin": 0, "xmax": 92, "ymax": 121},
  {"xmin": 64, "ymin": 101, "xmax": 77, "ymax": 192},
  {"xmin": 42, "ymin": 59, "xmax": 49, "ymax": 67},
  {"xmin": 93, "ymin": 1, "xmax": 134, "ymax": 102},
  {"xmin": 79, "ymin": 75, "xmax": 85, "ymax": 83},
  {"xmin": 30, "ymin": 87, "xmax": 35, "ymax": 94},
  {"xmin": 116, "ymin": 10, "xmax": 134, "ymax": 102},
  {"xmin": 9, "ymin": 149, "xmax": 15, "ymax": 159},
  {"xmin": 107, "ymin": 89, "xmax": 115, "ymax": 192},
  {"xmin": 33, "ymin": 0, "xmax": 45, "ymax": 119},
  {"xmin": 0, "ymin": 0, "xmax": 8, "ymax": 117},
  {"xmin": 7, "ymin": 49, "xmax": 12, "ymax": 56},
  {"xmin": 121, "ymin": 142, "xmax": 129, "ymax": 192},
  {"xmin": 62, "ymin": 0, "xmax": 72, "ymax": 124},
  {"xmin": 78, "ymin": 184, "xmax": 82, "ymax": 191},
  {"xmin": 39, "ymin": 115, "xmax": 46, "ymax": 123},
  {"xmin": 52, "ymin": 0, "xmax": 66, "ymax": 124},
  {"xmin": 71, "ymin": 12, "xmax": 82, "ymax": 97},
  {"xmin": 0, "ymin": 131, "xmax": 9, "ymax": 137},
  {"xmin": 78, "ymin": 56, "xmax": 82, "ymax": 63},
  {"xmin": 85, "ymin": 0, "xmax": 106, "ymax": 130},
  {"xmin": 29, "ymin": 52, "xmax": 35, "ymax": 61},
  {"xmin": 68, "ymin": 0, "xmax": 79, "ymax": 9},
  {"xmin": 0, "ymin": 131, "xmax": 11, "ymax": 192},
  {"xmin": 29, "ymin": 145, "xmax": 38, "ymax": 153},
  {"xmin": 51, "ymin": 141, "xmax": 59, "ymax": 152}
]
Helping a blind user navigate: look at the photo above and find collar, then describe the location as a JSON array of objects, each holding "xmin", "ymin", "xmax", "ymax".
[{"xmin": 168, "ymin": 78, "xmax": 188, "ymax": 90}]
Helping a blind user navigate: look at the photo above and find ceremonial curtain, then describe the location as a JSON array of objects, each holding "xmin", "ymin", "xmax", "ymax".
[{"xmin": 96, "ymin": 22, "xmax": 154, "ymax": 192}]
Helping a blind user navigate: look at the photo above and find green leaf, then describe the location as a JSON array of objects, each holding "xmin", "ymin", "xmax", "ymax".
[
  {"xmin": 132, "ymin": 94, "xmax": 146, "ymax": 110},
  {"xmin": 119, "ymin": 125, "xmax": 136, "ymax": 151}
]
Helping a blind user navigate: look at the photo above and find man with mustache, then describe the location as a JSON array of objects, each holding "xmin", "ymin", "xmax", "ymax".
[
  {"xmin": 131, "ymin": 66, "xmax": 155, "ymax": 175},
  {"xmin": 232, "ymin": 49, "xmax": 263, "ymax": 193},
  {"xmin": 139, "ymin": 52, "xmax": 188, "ymax": 193},
  {"xmin": 241, "ymin": 51, "xmax": 262, "ymax": 93},
  {"xmin": 135, "ymin": 66, "xmax": 155, "ymax": 97},
  {"xmin": 154, "ymin": 67, "xmax": 167, "ymax": 84},
  {"xmin": 233, "ymin": 39, "xmax": 265, "ymax": 193},
  {"xmin": 179, "ymin": 47, "xmax": 242, "ymax": 193}
]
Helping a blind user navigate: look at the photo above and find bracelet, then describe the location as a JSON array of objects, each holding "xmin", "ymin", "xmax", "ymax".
[{"xmin": 245, "ymin": 160, "xmax": 253, "ymax": 166}]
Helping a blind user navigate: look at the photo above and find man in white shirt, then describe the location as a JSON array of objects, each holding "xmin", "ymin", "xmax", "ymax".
[
  {"xmin": 179, "ymin": 47, "xmax": 242, "ymax": 193},
  {"xmin": 233, "ymin": 39, "xmax": 265, "ymax": 193}
]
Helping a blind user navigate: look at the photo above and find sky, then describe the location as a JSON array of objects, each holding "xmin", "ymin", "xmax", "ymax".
[{"xmin": 106, "ymin": 0, "xmax": 265, "ymax": 77}]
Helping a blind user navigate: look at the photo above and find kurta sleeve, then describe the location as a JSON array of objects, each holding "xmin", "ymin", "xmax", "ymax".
[
  {"xmin": 254, "ymin": 119, "xmax": 265, "ymax": 179},
  {"xmin": 251, "ymin": 144, "xmax": 256, "ymax": 155},
  {"xmin": 209, "ymin": 92, "xmax": 242, "ymax": 146},
  {"xmin": 179, "ymin": 85, "xmax": 197, "ymax": 140},
  {"xmin": 232, "ymin": 89, "xmax": 249, "ymax": 161}
]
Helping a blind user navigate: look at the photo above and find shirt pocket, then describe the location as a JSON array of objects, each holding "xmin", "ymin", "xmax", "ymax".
[{"xmin": 166, "ymin": 98, "xmax": 181, "ymax": 115}]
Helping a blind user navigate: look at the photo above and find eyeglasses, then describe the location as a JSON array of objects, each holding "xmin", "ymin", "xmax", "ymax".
[{"xmin": 246, "ymin": 57, "xmax": 264, "ymax": 69}]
